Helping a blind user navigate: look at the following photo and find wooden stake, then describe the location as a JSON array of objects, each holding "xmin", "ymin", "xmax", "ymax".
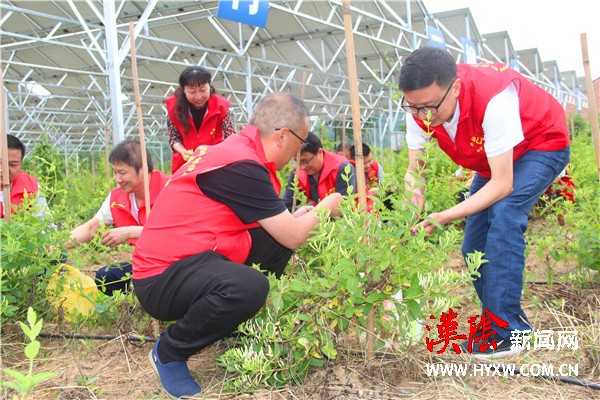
[
  {"xmin": 129, "ymin": 21, "xmax": 151, "ymax": 219},
  {"xmin": 342, "ymin": 0, "xmax": 373, "ymax": 360},
  {"xmin": 130, "ymin": 21, "xmax": 159, "ymax": 337},
  {"xmin": 580, "ymin": 33, "xmax": 600, "ymax": 183},
  {"xmin": 342, "ymin": 114, "xmax": 346, "ymax": 148},
  {"xmin": 291, "ymin": 71, "xmax": 309, "ymax": 215},
  {"xmin": 0, "ymin": 62, "xmax": 11, "ymax": 223}
]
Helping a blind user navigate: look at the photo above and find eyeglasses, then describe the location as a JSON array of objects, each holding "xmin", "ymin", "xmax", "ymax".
[
  {"xmin": 400, "ymin": 78, "xmax": 456, "ymax": 115},
  {"xmin": 276, "ymin": 127, "xmax": 307, "ymax": 149},
  {"xmin": 299, "ymin": 152, "xmax": 316, "ymax": 168}
]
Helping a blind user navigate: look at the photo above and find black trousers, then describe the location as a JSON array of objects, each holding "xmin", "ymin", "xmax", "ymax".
[{"xmin": 133, "ymin": 227, "xmax": 293, "ymax": 362}]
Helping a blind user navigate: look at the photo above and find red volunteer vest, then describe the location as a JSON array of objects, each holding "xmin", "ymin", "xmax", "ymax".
[
  {"xmin": 108, "ymin": 170, "xmax": 169, "ymax": 245},
  {"xmin": 413, "ymin": 63, "xmax": 569, "ymax": 178},
  {"xmin": 166, "ymin": 93, "xmax": 231, "ymax": 173},
  {"xmin": 297, "ymin": 150, "xmax": 352, "ymax": 205},
  {"xmin": 132, "ymin": 126, "xmax": 280, "ymax": 280},
  {"xmin": 351, "ymin": 160, "xmax": 381, "ymax": 189},
  {"xmin": 0, "ymin": 171, "xmax": 38, "ymax": 218}
]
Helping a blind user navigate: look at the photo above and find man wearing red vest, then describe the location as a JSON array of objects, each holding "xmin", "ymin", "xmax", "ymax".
[
  {"xmin": 132, "ymin": 93, "xmax": 343, "ymax": 399},
  {"xmin": 399, "ymin": 47, "xmax": 569, "ymax": 358},
  {"xmin": 350, "ymin": 143, "xmax": 384, "ymax": 189},
  {"xmin": 282, "ymin": 132, "xmax": 356, "ymax": 211},
  {"xmin": 1, "ymin": 135, "xmax": 47, "ymax": 218},
  {"xmin": 68, "ymin": 140, "xmax": 168, "ymax": 296}
]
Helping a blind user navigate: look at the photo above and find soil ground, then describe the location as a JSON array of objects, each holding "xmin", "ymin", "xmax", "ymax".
[{"xmin": 1, "ymin": 217, "xmax": 598, "ymax": 400}]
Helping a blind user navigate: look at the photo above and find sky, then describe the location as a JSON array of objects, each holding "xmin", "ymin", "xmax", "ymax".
[{"xmin": 424, "ymin": 0, "xmax": 600, "ymax": 81}]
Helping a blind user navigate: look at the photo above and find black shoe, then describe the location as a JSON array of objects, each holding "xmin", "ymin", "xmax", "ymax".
[{"xmin": 460, "ymin": 333, "xmax": 522, "ymax": 359}]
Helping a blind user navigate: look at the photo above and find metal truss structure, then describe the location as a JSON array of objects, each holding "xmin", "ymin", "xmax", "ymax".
[{"xmin": 1, "ymin": 0, "xmax": 589, "ymax": 159}]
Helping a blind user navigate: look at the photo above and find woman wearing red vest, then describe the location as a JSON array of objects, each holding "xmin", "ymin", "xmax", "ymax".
[
  {"xmin": 166, "ymin": 66, "xmax": 236, "ymax": 173},
  {"xmin": 399, "ymin": 47, "xmax": 569, "ymax": 358}
]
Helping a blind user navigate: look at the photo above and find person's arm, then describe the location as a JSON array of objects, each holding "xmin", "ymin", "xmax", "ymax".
[
  {"xmin": 221, "ymin": 111, "xmax": 237, "ymax": 138},
  {"xmin": 197, "ymin": 161, "xmax": 342, "ymax": 250},
  {"xmin": 67, "ymin": 193, "xmax": 110, "ymax": 248},
  {"xmin": 68, "ymin": 217, "xmax": 102, "ymax": 248},
  {"xmin": 168, "ymin": 119, "xmax": 193, "ymax": 160},
  {"xmin": 335, "ymin": 162, "xmax": 357, "ymax": 196},
  {"xmin": 258, "ymin": 193, "xmax": 343, "ymax": 249},
  {"xmin": 100, "ymin": 226, "xmax": 143, "ymax": 247},
  {"xmin": 404, "ymin": 148, "xmax": 426, "ymax": 211},
  {"xmin": 412, "ymin": 149, "xmax": 513, "ymax": 234}
]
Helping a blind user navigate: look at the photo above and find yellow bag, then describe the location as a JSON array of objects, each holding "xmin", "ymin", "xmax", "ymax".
[{"xmin": 46, "ymin": 264, "xmax": 98, "ymax": 322}]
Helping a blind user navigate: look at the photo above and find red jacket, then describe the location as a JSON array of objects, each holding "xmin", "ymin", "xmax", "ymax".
[
  {"xmin": 133, "ymin": 126, "xmax": 280, "ymax": 280},
  {"xmin": 297, "ymin": 150, "xmax": 352, "ymax": 205},
  {"xmin": 108, "ymin": 170, "xmax": 169, "ymax": 245},
  {"xmin": 166, "ymin": 93, "xmax": 231, "ymax": 173},
  {"xmin": 413, "ymin": 63, "xmax": 569, "ymax": 178},
  {"xmin": 0, "ymin": 171, "xmax": 38, "ymax": 218}
]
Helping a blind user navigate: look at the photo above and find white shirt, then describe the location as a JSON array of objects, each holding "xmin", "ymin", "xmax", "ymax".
[
  {"xmin": 406, "ymin": 82, "xmax": 524, "ymax": 158},
  {"xmin": 94, "ymin": 192, "xmax": 140, "ymax": 225}
]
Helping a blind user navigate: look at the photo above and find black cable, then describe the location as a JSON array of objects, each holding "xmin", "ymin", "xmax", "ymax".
[{"xmin": 38, "ymin": 332, "xmax": 157, "ymax": 343}]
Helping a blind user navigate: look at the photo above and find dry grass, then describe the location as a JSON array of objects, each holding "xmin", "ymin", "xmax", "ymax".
[{"xmin": 2, "ymin": 220, "xmax": 599, "ymax": 399}]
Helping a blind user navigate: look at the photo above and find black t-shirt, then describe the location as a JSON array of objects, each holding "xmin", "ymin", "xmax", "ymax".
[
  {"xmin": 190, "ymin": 105, "xmax": 207, "ymax": 131},
  {"xmin": 196, "ymin": 160, "xmax": 286, "ymax": 223}
]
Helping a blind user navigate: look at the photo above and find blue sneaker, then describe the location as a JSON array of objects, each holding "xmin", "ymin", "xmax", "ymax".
[{"xmin": 149, "ymin": 339, "xmax": 201, "ymax": 399}]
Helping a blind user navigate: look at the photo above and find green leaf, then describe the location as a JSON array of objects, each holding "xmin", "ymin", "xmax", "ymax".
[
  {"xmin": 26, "ymin": 307, "xmax": 36, "ymax": 328},
  {"xmin": 402, "ymin": 274, "xmax": 424, "ymax": 300},
  {"xmin": 321, "ymin": 345, "xmax": 338, "ymax": 359},
  {"xmin": 2, "ymin": 380, "xmax": 26, "ymax": 393},
  {"xmin": 24, "ymin": 340, "xmax": 40, "ymax": 360},
  {"xmin": 3, "ymin": 368, "xmax": 28, "ymax": 381},
  {"xmin": 19, "ymin": 321, "xmax": 32, "ymax": 340},
  {"xmin": 297, "ymin": 337, "xmax": 311, "ymax": 350},
  {"xmin": 31, "ymin": 318, "xmax": 43, "ymax": 339},
  {"xmin": 30, "ymin": 371, "xmax": 57, "ymax": 385},
  {"xmin": 407, "ymin": 299, "xmax": 422, "ymax": 321}
]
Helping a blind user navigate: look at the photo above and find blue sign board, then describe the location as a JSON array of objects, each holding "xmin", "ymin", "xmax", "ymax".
[
  {"xmin": 427, "ymin": 26, "xmax": 446, "ymax": 49},
  {"xmin": 460, "ymin": 37, "xmax": 476, "ymax": 64},
  {"xmin": 217, "ymin": 0, "xmax": 270, "ymax": 28},
  {"xmin": 510, "ymin": 59, "xmax": 520, "ymax": 72},
  {"xmin": 555, "ymin": 79, "xmax": 563, "ymax": 103}
]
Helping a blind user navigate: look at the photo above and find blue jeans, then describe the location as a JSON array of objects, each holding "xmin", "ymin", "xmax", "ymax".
[
  {"xmin": 462, "ymin": 147, "xmax": 570, "ymax": 339},
  {"xmin": 95, "ymin": 261, "xmax": 132, "ymax": 296}
]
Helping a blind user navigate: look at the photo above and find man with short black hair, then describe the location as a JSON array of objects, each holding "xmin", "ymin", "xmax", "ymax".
[
  {"xmin": 1, "ymin": 134, "xmax": 47, "ymax": 218},
  {"xmin": 68, "ymin": 139, "xmax": 168, "ymax": 296},
  {"xmin": 399, "ymin": 47, "xmax": 569, "ymax": 358},
  {"xmin": 282, "ymin": 132, "xmax": 356, "ymax": 211},
  {"xmin": 350, "ymin": 143, "xmax": 384, "ymax": 188}
]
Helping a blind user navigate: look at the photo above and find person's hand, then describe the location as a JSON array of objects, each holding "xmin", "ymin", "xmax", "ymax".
[
  {"xmin": 181, "ymin": 149, "xmax": 194, "ymax": 161},
  {"xmin": 407, "ymin": 190, "xmax": 425, "ymax": 212},
  {"xmin": 410, "ymin": 212, "xmax": 445, "ymax": 235},
  {"xmin": 317, "ymin": 193, "xmax": 343, "ymax": 217},
  {"xmin": 293, "ymin": 205, "xmax": 314, "ymax": 218},
  {"xmin": 101, "ymin": 227, "xmax": 132, "ymax": 247}
]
